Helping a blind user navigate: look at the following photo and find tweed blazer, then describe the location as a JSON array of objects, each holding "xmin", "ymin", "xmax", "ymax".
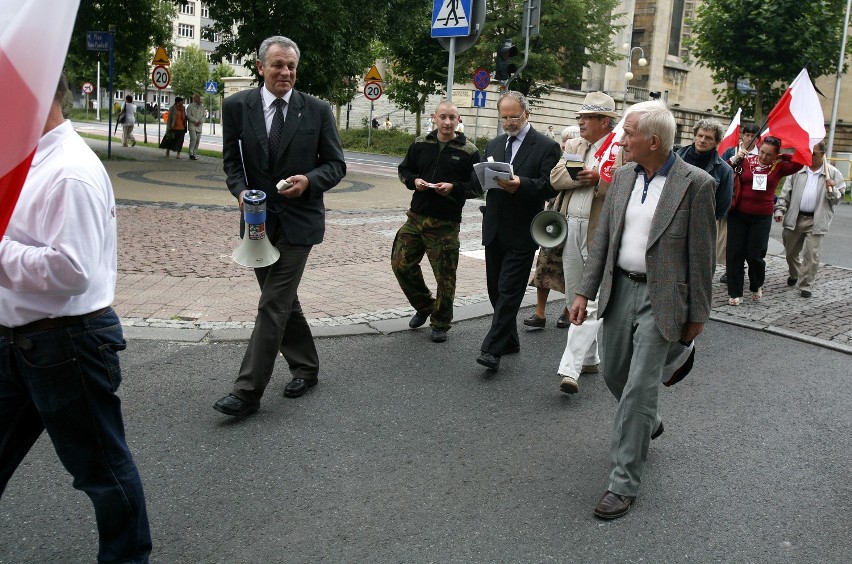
[
  {"xmin": 550, "ymin": 136, "xmax": 623, "ymax": 246},
  {"xmin": 222, "ymin": 86, "xmax": 346, "ymax": 246},
  {"xmin": 478, "ymin": 126, "xmax": 561, "ymax": 251},
  {"xmin": 577, "ymin": 155, "xmax": 717, "ymax": 342}
]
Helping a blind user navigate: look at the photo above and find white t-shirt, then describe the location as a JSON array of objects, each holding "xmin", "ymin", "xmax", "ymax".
[
  {"xmin": 0, "ymin": 120, "xmax": 118, "ymax": 326},
  {"xmin": 123, "ymin": 102, "xmax": 137, "ymax": 125}
]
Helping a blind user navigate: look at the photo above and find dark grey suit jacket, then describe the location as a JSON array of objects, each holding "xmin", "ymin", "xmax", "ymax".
[
  {"xmin": 578, "ymin": 155, "xmax": 717, "ymax": 342},
  {"xmin": 222, "ymin": 86, "xmax": 346, "ymax": 245},
  {"xmin": 476, "ymin": 127, "xmax": 560, "ymax": 251}
]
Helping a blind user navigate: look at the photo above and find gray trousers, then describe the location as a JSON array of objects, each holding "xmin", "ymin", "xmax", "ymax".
[
  {"xmin": 782, "ymin": 215, "xmax": 823, "ymax": 291},
  {"xmin": 233, "ymin": 222, "xmax": 319, "ymax": 402},
  {"xmin": 601, "ymin": 274, "xmax": 671, "ymax": 497}
]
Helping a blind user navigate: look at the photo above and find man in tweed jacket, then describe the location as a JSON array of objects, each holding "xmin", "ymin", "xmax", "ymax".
[{"xmin": 569, "ymin": 101, "xmax": 716, "ymax": 520}]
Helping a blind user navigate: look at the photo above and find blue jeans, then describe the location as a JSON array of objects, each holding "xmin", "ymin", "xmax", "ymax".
[{"xmin": 0, "ymin": 308, "xmax": 151, "ymax": 563}]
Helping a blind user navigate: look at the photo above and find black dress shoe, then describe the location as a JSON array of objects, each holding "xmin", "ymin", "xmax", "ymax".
[
  {"xmin": 213, "ymin": 394, "xmax": 259, "ymax": 417},
  {"xmin": 189, "ymin": 155, "xmax": 197, "ymax": 160},
  {"xmin": 283, "ymin": 378, "xmax": 318, "ymax": 398},
  {"xmin": 431, "ymin": 328, "xmax": 448, "ymax": 343},
  {"xmin": 800, "ymin": 290, "xmax": 812, "ymax": 298},
  {"xmin": 594, "ymin": 491, "xmax": 635, "ymax": 520},
  {"xmin": 719, "ymin": 273, "xmax": 728, "ymax": 284},
  {"xmin": 409, "ymin": 309, "xmax": 431, "ymax": 329},
  {"xmin": 476, "ymin": 352, "xmax": 500, "ymax": 371},
  {"xmin": 651, "ymin": 421, "xmax": 665, "ymax": 440},
  {"xmin": 502, "ymin": 345, "xmax": 520, "ymax": 355},
  {"xmin": 787, "ymin": 277, "xmax": 798, "ymax": 287},
  {"xmin": 522, "ymin": 313, "xmax": 546, "ymax": 328},
  {"xmin": 556, "ymin": 312, "xmax": 570, "ymax": 328}
]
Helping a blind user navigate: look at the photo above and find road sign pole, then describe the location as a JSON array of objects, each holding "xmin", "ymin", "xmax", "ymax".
[
  {"xmin": 474, "ymin": 104, "xmax": 480, "ymax": 141},
  {"xmin": 368, "ymin": 102, "xmax": 374, "ymax": 148},
  {"xmin": 97, "ymin": 61, "xmax": 101, "ymax": 121},
  {"xmin": 107, "ymin": 28, "xmax": 114, "ymax": 159},
  {"xmin": 447, "ymin": 37, "xmax": 456, "ymax": 101}
]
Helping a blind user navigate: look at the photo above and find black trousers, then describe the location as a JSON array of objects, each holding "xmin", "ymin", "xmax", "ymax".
[
  {"xmin": 480, "ymin": 238, "xmax": 536, "ymax": 355},
  {"xmin": 233, "ymin": 219, "xmax": 318, "ymax": 402},
  {"xmin": 726, "ymin": 210, "xmax": 772, "ymax": 297}
]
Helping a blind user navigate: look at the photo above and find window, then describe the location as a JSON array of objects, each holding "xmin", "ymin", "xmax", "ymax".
[
  {"xmin": 180, "ymin": 1, "xmax": 195, "ymax": 16},
  {"xmin": 200, "ymin": 3, "xmax": 209, "ymax": 18},
  {"xmin": 178, "ymin": 23, "xmax": 194, "ymax": 38},
  {"xmin": 668, "ymin": 0, "xmax": 685, "ymax": 57},
  {"xmin": 229, "ymin": 54, "xmax": 242, "ymax": 65},
  {"xmin": 212, "ymin": 31, "xmax": 222, "ymax": 43},
  {"xmin": 114, "ymin": 90, "xmax": 124, "ymax": 100},
  {"xmin": 174, "ymin": 47, "xmax": 184, "ymax": 60}
]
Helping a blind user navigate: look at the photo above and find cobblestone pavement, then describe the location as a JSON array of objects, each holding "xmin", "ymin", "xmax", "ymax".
[{"xmin": 87, "ymin": 137, "xmax": 851, "ymax": 354}]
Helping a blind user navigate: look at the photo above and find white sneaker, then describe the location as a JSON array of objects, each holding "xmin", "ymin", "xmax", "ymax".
[{"xmin": 559, "ymin": 375, "xmax": 579, "ymax": 394}]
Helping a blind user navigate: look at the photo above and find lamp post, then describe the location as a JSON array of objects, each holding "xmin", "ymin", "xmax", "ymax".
[{"xmin": 623, "ymin": 43, "xmax": 647, "ymax": 109}]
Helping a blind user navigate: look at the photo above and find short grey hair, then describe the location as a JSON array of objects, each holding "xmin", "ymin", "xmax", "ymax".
[
  {"xmin": 693, "ymin": 119, "xmax": 724, "ymax": 143},
  {"xmin": 561, "ymin": 125, "xmax": 580, "ymax": 140},
  {"xmin": 627, "ymin": 100, "xmax": 675, "ymax": 153},
  {"xmin": 258, "ymin": 36, "xmax": 301, "ymax": 64},
  {"xmin": 498, "ymin": 90, "xmax": 530, "ymax": 113}
]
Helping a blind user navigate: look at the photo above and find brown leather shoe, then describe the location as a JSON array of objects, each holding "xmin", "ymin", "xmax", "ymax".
[
  {"xmin": 522, "ymin": 313, "xmax": 546, "ymax": 328},
  {"xmin": 594, "ymin": 491, "xmax": 635, "ymax": 520}
]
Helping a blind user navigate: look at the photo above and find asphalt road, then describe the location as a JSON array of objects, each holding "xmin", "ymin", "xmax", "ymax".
[
  {"xmin": 769, "ymin": 204, "xmax": 852, "ymax": 269},
  {"xmin": 1, "ymin": 311, "xmax": 850, "ymax": 563}
]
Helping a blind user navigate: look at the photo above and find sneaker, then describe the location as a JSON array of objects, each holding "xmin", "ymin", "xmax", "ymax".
[
  {"xmin": 800, "ymin": 290, "xmax": 812, "ymax": 298},
  {"xmin": 559, "ymin": 375, "xmax": 579, "ymax": 394},
  {"xmin": 431, "ymin": 328, "xmax": 448, "ymax": 343},
  {"xmin": 787, "ymin": 277, "xmax": 797, "ymax": 287}
]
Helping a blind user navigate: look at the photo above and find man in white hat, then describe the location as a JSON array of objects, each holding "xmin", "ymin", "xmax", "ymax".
[{"xmin": 549, "ymin": 92, "xmax": 622, "ymax": 394}]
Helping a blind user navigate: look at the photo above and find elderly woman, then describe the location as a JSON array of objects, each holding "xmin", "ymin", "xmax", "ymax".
[
  {"xmin": 725, "ymin": 136, "xmax": 802, "ymax": 305},
  {"xmin": 524, "ymin": 125, "xmax": 581, "ymax": 329}
]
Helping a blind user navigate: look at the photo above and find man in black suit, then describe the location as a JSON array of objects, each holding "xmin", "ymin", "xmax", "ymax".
[
  {"xmin": 475, "ymin": 91, "xmax": 561, "ymax": 372},
  {"xmin": 214, "ymin": 36, "xmax": 346, "ymax": 417}
]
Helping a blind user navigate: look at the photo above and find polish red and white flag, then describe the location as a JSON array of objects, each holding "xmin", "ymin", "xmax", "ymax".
[
  {"xmin": 594, "ymin": 118, "xmax": 625, "ymax": 183},
  {"xmin": 0, "ymin": 0, "xmax": 80, "ymax": 237},
  {"xmin": 717, "ymin": 108, "xmax": 741, "ymax": 158},
  {"xmin": 763, "ymin": 68, "xmax": 826, "ymax": 166}
]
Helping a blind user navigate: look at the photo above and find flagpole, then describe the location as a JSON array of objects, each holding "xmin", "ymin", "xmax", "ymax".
[{"xmin": 827, "ymin": 0, "xmax": 852, "ymax": 157}]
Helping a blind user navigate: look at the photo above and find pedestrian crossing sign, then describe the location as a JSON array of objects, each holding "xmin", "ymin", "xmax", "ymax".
[{"xmin": 431, "ymin": 0, "xmax": 472, "ymax": 38}]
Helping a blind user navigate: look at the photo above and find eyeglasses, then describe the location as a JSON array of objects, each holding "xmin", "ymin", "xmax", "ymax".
[{"xmin": 499, "ymin": 115, "xmax": 524, "ymax": 123}]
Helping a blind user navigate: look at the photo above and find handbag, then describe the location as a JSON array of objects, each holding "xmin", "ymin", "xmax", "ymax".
[
  {"xmin": 159, "ymin": 129, "xmax": 175, "ymax": 149},
  {"xmin": 730, "ymin": 165, "xmax": 742, "ymax": 211},
  {"xmin": 117, "ymin": 104, "xmax": 127, "ymax": 124}
]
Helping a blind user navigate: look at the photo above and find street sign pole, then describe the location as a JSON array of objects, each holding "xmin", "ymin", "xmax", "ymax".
[
  {"xmin": 447, "ymin": 37, "xmax": 456, "ymax": 101},
  {"xmin": 368, "ymin": 101, "xmax": 374, "ymax": 148},
  {"xmin": 107, "ymin": 27, "xmax": 115, "ymax": 158}
]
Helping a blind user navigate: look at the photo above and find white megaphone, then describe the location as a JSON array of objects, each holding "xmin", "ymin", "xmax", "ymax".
[
  {"xmin": 232, "ymin": 190, "xmax": 281, "ymax": 268},
  {"xmin": 530, "ymin": 210, "xmax": 569, "ymax": 249}
]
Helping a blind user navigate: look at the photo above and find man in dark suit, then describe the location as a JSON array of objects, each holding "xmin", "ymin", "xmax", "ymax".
[
  {"xmin": 214, "ymin": 35, "xmax": 346, "ymax": 417},
  {"xmin": 475, "ymin": 91, "xmax": 560, "ymax": 372},
  {"xmin": 569, "ymin": 101, "xmax": 716, "ymax": 519}
]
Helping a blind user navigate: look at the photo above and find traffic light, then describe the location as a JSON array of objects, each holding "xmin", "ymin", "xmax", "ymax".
[{"xmin": 495, "ymin": 42, "xmax": 518, "ymax": 81}]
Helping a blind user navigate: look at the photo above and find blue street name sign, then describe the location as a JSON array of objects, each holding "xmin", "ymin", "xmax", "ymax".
[
  {"xmin": 205, "ymin": 81, "xmax": 218, "ymax": 94},
  {"xmin": 473, "ymin": 90, "xmax": 487, "ymax": 108},
  {"xmin": 86, "ymin": 31, "xmax": 112, "ymax": 52},
  {"xmin": 431, "ymin": 0, "xmax": 472, "ymax": 38}
]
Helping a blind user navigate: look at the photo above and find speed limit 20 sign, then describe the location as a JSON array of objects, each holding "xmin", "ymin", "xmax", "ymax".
[
  {"xmin": 151, "ymin": 65, "xmax": 171, "ymax": 90},
  {"xmin": 363, "ymin": 81, "xmax": 382, "ymax": 101}
]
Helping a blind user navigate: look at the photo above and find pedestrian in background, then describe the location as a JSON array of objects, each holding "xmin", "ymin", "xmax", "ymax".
[
  {"xmin": 186, "ymin": 93, "xmax": 205, "ymax": 160},
  {"xmin": 163, "ymin": 96, "xmax": 187, "ymax": 159},
  {"xmin": 393, "ymin": 100, "xmax": 480, "ymax": 343},
  {"xmin": 120, "ymin": 94, "xmax": 137, "ymax": 147},
  {"xmin": 0, "ymin": 73, "xmax": 151, "ymax": 562},
  {"xmin": 774, "ymin": 142, "xmax": 846, "ymax": 298}
]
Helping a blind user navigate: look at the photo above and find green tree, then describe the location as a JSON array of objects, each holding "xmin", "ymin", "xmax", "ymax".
[
  {"xmin": 67, "ymin": 0, "xmax": 176, "ymax": 91},
  {"xmin": 201, "ymin": 0, "xmax": 383, "ymax": 103},
  {"xmin": 170, "ymin": 44, "xmax": 210, "ymax": 98},
  {"xmin": 689, "ymin": 0, "xmax": 848, "ymax": 121}
]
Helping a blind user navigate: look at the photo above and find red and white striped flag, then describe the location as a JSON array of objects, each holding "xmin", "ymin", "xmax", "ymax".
[
  {"xmin": 764, "ymin": 68, "xmax": 826, "ymax": 166},
  {"xmin": 0, "ymin": 0, "xmax": 80, "ymax": 237},
  {"xmin": 593, "ymin": 118, "xmax": 625, "ymax": 183},
  {"xmin": 717, "ymin": 108, "xmax": 741, "ymax": 158}
]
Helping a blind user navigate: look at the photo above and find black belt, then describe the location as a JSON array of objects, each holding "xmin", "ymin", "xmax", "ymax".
[
  {"xmin": 0, "ymin": 307, "xmax": 111, "ymax": 350},
  {"xmin": 618, "ymin": 268, "xmax": 647, "ymax": 283},
  {"xmin": 798, "ymin": 211, "xmax": 814, "ymax": 217}
]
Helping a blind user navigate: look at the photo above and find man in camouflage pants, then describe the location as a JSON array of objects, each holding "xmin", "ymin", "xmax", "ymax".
[{"xmin": 393, "ymin": 100, "xmax": 480, "ymax": 343}]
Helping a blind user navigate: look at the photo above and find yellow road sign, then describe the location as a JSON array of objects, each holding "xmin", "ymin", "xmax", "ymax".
[
  {"xmin": 364, "ymin": 64, "xmax": 383, "ymax": 82},
  {"xmin": 152, "ymin": 46, "xmax": 170, "ymax": 66}
]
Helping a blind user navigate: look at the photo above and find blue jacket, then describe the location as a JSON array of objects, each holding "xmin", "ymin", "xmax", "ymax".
[{"xmin": 677, "ymin": 145, "xmax": 734, "ymax": 219}]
